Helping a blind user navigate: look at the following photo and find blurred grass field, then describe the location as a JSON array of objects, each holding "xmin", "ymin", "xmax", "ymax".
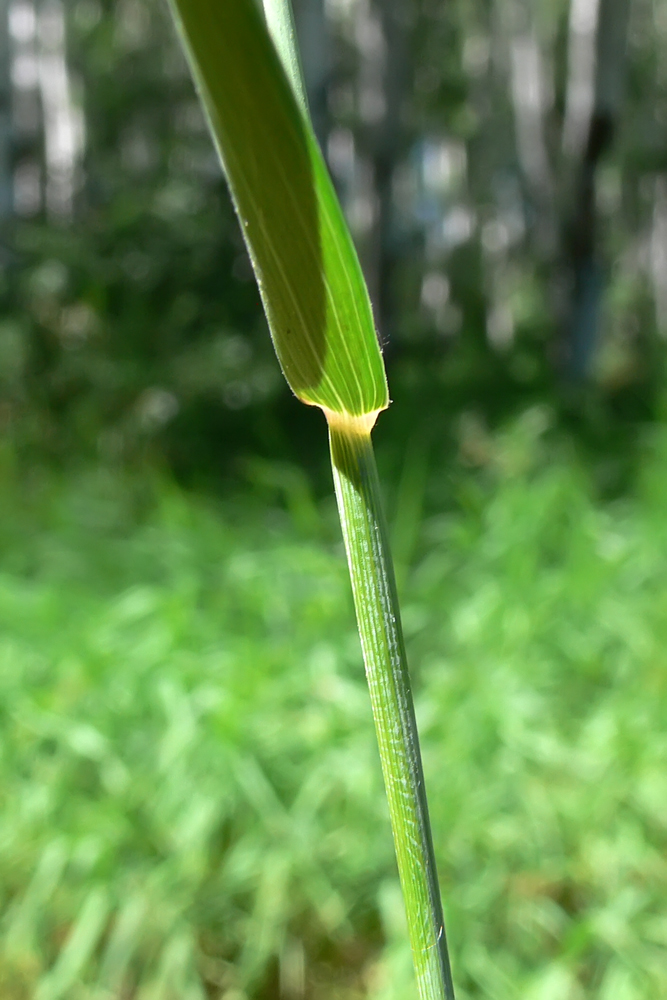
[{"xmin": 1, "ymin": 410, "xmax": 667, "ymax": 1000}]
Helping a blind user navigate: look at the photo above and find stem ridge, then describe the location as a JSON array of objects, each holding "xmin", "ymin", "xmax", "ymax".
[{"xmin": 329, "ymin": 424, "xmax": 455, "ymax": 1000}]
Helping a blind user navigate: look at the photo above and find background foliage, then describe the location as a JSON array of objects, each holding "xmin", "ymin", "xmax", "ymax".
[
  {"xmin": 1, "ymin": 0, "xmax": 667, "ymax": 996},
  {"xmin": 3, "ymin": 0, "xmax": 667, "ymax": 480}
]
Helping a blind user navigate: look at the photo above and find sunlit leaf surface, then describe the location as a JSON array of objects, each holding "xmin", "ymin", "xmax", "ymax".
[{"xmin": 169, "ymin": 0, "xmax": 388, "ymax": 420}]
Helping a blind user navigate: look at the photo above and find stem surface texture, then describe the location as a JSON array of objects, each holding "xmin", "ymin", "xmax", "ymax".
[{"xmin": 329, "ymin": 423, "xmax": 455, "ymax": 1000}]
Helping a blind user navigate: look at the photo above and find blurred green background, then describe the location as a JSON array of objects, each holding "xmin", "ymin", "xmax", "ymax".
[{"xmin": 1, "ymin": 0, "xmax": 667, "ymax": 997}]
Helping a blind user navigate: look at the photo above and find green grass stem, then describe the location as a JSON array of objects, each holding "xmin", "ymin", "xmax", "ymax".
[
  {"xmin": 166, "ymin": 5, "xmax": 449, "ymax": 993},
  {"xmin": 329, "ymin": 420, "xmax": 456, "ymax": 1000}
]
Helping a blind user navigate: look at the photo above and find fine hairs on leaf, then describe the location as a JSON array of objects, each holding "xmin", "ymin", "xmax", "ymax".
[{"xmin": 167, "ymin": 2, "xmax": 456, "ymax": 997}]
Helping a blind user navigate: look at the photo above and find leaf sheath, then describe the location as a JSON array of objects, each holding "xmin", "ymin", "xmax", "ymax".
[{"xmin": 329, "ymin": 423, "xmax": 455, "ymax": 1000}]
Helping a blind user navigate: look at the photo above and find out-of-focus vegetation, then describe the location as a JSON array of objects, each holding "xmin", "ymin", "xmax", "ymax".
[
  {"xmin": 2, "ymin": 416, "xmax": 667, "ymax": 999},
  {"xmin": 2, "ymin": 0, "xmax": 667, "ymax": 478},
  {"xmin": 2, "ymin": 0, "xmax": 667, "ymax": 996}
]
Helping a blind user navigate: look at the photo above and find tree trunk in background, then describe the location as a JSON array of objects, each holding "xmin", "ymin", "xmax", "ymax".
[
  {"xmin": 652, "ymin": 177, "xmax": 667, "ymax": 339},
  {"xmin": 0, "ymin": 0, "xmax": 13, "ymax": 240},
  {"xmin": 294, "ymin": 0, "xmax": 329, "ymax": 148},
  {"xmin": 36, "ymin": 0, "xmax": 83, "ymax": 221},
  {"xmin": 361, "ymin": 0, "xmax": 409, "ymax": 347},
  {"xmin": 509, "ymin": 30, "xmax": 555, "ymax": 256},
  {"xmin": 562, "ymin": 0, "xmax": 630, "ymax": 381},
  {"xmin": 10, "ymin": 0, "xmax": 44, "ymax": 219},
  {"xmin": 376, "ymin": 0, "xmax": 410, "ymax": 348}
]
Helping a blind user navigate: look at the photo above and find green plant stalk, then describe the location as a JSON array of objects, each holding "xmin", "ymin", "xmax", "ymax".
[
  {"xmin": 329, "ymin": 418, "xmax": 455, "ymax": 1000},
  {"xmin": 165, "ymin": 2, "xmax": 455, "ymax": 993}
]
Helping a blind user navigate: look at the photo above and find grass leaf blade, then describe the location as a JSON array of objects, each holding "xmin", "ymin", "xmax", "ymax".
[{"xmin": 168, "ymin": 0, "xmax": 388, "ymax": 420}]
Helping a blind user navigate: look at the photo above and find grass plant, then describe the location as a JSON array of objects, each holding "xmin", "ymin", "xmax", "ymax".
[
  {"xmin": 3, "ymin": 5, "xmax": 665, "ymax": 999},
  {"xmin": 167, "ymin": 1, "xmax": 455, "ymax": 996}
]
